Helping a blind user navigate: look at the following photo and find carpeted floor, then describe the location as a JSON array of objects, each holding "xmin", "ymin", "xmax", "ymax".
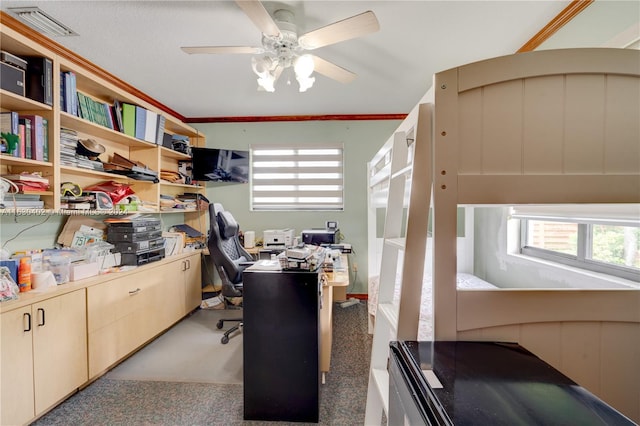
[{"xmin": 32, "ymin": 301, "xmax": 372, "ymax": 425}]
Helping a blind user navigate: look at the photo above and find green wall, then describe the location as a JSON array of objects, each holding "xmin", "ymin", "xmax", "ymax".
[
  {"xmin": 0, "ymin": 120, "xmax": 399, "ymax": 295},
  {"xmin": 0, "ymin": 212, "xmax": 188, "ymax": 256},
  {"xmin": 192, "ymin": 119, "xmax": 401, "ymax": 294}
]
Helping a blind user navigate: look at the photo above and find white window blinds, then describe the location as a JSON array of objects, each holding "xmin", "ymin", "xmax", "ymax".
[{"xmin": 251, "ymin": 144, "xmax": 344, "ymax": 211}]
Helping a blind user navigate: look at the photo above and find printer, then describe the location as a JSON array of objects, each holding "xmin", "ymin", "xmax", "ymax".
[
  {"xmin": 301, "ymin": 228, "xmax": 340, "ymax": 245},
  {"xmin": 263, "ymin": 229, "xmax": 295, "ymax": 248}
]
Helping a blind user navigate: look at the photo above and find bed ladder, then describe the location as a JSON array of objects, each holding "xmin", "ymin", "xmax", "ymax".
[{"xmin": 365, "ymin": 103, "xmax": 433, "ymax": 425}]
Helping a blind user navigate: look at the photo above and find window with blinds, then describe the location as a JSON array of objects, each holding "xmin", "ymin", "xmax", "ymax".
[{"xmin": 250, "ymin": 144, "xmax": 344, "ymax": 211}]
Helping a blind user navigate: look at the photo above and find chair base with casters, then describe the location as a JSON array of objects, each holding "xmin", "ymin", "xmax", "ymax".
[
  {"xmin": 217, "ymin": 319, "xmax": 243, "ymax": 344},
  {"xmin": 214, "ymin": 251, "xmax": 245, "ymax": 344}
]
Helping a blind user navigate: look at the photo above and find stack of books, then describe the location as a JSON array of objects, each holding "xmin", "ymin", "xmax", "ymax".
[
  {"xmin": 2, "ymin": 172, "xmax": 49, "ymax": 193},
  {"xmin": 60, "ymin": 195, "xmax": 93, "ymax": 210},
  {"xmin": 60, "ymin": 127, "xmax": 79, "ymax": 167},
  {"xmin": 76, "ymin": 156, "xmax": 104, "ymax": 171},
  {"xmin": 1, "ymin": 193, "xmax": 43, "ymax": 209}
]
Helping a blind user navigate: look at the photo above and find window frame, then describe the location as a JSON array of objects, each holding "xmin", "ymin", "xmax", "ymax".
[
  {"xmin": 519, "ymin": 217, "xmax": 640, "ymax": 282},
  {"xmin": 249, "ymin": 143, "xmax": 345, "ymax": 212}
]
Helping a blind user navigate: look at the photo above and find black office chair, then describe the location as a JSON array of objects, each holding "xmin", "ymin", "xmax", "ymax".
[{"xmin": 207, "ymin": 202, "xmax": 253, "ymax": 344}]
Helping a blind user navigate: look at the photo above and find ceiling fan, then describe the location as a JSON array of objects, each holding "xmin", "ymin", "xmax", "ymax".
[{"xmin": 181, "ymin": 0, "xmax": 380, "ymax": 92}]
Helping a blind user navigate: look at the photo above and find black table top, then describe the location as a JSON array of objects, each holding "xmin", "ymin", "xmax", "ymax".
[{"xmin": 390, "ymin": 341, "xmax": 635, "ymax": 426}]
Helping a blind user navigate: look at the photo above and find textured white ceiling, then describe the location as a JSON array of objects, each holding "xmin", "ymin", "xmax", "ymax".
[{"xmin": 2, "ymin": 1, "xmax": 635, "ymax": 119}]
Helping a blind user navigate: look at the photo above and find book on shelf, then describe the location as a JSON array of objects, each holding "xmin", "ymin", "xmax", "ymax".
[
  {"xmin": 155, "ymin": 115, "xmax": 166, "ymax": 145},
  {"xmin": 63, "ymin": 202, "xmax": 91, "ymax": 210},
  {"xmin": 61, "ymin": 71, "xmax": 78, "ymax": 116},
  {"xmin": 0, "ymin": 111, "xmax": 18, "ymax": 134},
  {"xmin": 60, "ymin": 70, "xmax": 66, "ymax": 111},
  {"xmin": 2, "ymin": 172, "xmax": 49, "ymax": 184},
  {"xmin": 11, "ymin": 193, "xmax": 42, "ymax": 201},
  {"xmin": 0, "ymin": 111, "xmax": 19, "ymax": 157},
  {"xmin": 105, "ymin": 103, "xmax": 116, "ymax": 131},
  {"xmin": 19, "ymin": 114, "xmax": 44, "ymax": 161},
  {"xmin": 112, "ymin": 99, "xmax": 124, "ymax": 133},
  {"xmin": 13, "ymin": 181, "xmax": 49, "ymax": 193},
  {"xmin": 18, "ymin": 122, "xmax": 25, "ymax": 158},
  {"xmin": 42, "ymin": 117, "xmax": 49, "ymax": 161},
  {"xmin": 134, "ymin": 105, "xmax": 146, "ymax": 140},
  {"xmin": 2, "ymin": 199, "xmax": 44, "ymax": 209},
  {"xmin": 24, "ymin": 56, "xmax": 53, "ymax": 106},
  {"xmin": 18, "ymin": 117, "xmax": 32, "ymax": 159},
  {"xmin": 144, "ymin": 110, "xmax": 158, "ymax": 143},
  {"xmin": 122, "ymin": 103, "xmax": 136, "ymax": 137}
]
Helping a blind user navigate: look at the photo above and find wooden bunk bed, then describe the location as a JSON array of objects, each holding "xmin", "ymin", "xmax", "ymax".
[{"xmin": 366, "ymin": 48, "xmax": 640, "ymax": 423}]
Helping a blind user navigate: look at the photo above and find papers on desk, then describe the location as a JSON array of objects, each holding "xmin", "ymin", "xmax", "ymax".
[{"xmin": 246, "ymin": 259, "xmax": 282, "ymax": 271}]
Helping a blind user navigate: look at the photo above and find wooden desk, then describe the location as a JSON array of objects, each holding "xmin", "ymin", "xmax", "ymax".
[
  {"xmin": 244, "ymin": 246, "xmax": 260, "ymax": 258},
  {"xmin": 320, "ymin": 254, "xmax": 349, "ymax": 382}
]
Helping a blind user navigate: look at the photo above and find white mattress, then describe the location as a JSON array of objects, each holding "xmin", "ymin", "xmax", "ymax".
[{"xmin": 368, "ymin": 272, "xmax": 497, "ymax": 340}]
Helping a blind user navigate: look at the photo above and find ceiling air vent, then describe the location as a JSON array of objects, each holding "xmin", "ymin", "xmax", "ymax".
[{"xmin": 8, "ymin": 7, "xmax": 78, "ymax": 37}]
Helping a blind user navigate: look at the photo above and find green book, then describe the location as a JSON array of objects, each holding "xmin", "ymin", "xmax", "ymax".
[{"xmin": 122, "ymin": 103, "xmax": 136, "ymax": 137}]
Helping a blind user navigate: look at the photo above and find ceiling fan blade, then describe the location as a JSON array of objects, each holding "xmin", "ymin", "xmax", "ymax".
[
  {"xmin": 181, "ymin": 46, "xmax": 263, "ymax": 55},
  {"xmin": 311, "ymin": 55, "xmax": 356, "ymax": 84},
  {"xmin": 299, "ymin": 11, "xmax": 379, "ymax": 50},
  {"xmin": 235, "ymin": 0, "xmax": 281, "ymax": 38}
]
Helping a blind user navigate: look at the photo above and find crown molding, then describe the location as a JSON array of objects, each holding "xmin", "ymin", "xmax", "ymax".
[
  {"xmin": 518, "ymin": 0, "xmax": 594, "ymax": 53},
  {"xmin": 185, "ymin": 114, "xmax": 407, "ymax": 123}
]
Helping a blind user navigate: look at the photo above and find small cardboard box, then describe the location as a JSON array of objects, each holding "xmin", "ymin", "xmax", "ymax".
[{"xmin": 70, "ymin": 261, "xmax": 99, "ymax": 281}]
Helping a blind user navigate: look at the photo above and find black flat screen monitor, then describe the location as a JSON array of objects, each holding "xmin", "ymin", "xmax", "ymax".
[{"xmin": 191, "ymin": 147, "xmax": 249, "ymax": 183}]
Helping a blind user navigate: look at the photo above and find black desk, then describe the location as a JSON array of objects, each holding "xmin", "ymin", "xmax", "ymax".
[
  {"xmin": 242, "ymin": 269, "xmax": 320, "ymax": 423},
  {"xmin": 389, "ymin": 341, "xmax": 635, "ymax": 425}
]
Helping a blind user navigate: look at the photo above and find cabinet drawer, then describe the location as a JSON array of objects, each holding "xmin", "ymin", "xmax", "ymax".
[{"xmin": 87, "ymin": 269, "xmax": 162, "ymax": 333}]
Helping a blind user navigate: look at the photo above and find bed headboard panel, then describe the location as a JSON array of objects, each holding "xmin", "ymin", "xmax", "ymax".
[{"xmin": 434, "ymin": 48, "xmax": 640, "ymax": 205}]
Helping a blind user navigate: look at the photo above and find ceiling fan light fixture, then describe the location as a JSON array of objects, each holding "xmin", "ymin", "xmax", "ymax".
[
  {"xmin": 294, "ymin": 54, "xmax": 315, "ymax": 78},
  {"xmin": 293, "ymin": 54, "xmax": 316, "ymax": 92},
  {"xmin": 251, "ymin": 56, "xmax": 274, "ymax": 77},
  {"xmin": 256, "ymin": 73, "xmax": 276, "ymax": 92},
  {"xmin": 183, "ymin": 3, "xmax": 379, "ymax": 93},
  {"xmin": 296, "ymin": 75, "xmax": 315, "ymax": 92}
]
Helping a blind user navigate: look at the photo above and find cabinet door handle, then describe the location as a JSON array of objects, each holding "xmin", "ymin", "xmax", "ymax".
[
  {"xmin": 23, "ymin": 312, "xmax": 31, "ymax": 332},
  {"xmin": 37, "ymin": 308, "xmax": 45, "ymax": 327},
  {"xmin": 181, "ymin": 260, "xmax": 187, "ymax": 271},
  {"xmin": 186, "ymin": 259, "xmax": 191, "ymax": 270},
  {"xmin": 129, "ymin": 288, "xmax": 141, "ymax": 295}
]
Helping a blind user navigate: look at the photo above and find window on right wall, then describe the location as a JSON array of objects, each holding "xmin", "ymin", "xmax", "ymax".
[{"xmin": 512, "ymin": 205, "xmax": 640, "ymax": 282}]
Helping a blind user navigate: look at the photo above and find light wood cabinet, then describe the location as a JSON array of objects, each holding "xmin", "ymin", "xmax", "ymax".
[
  {"xmin": 182, "ymin": 255, "xmax": 202, "ymax": 313},
  {"xmin": 0, "ymin": 305, "xmax": 35, "ymax": 426},
  {"xmin": 0, "ymin": 289, "xmax": 87, "ymax": 426},
  {"xmin": 87, "ymin": 252, "xmax": 201, "ymax": 378}
]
